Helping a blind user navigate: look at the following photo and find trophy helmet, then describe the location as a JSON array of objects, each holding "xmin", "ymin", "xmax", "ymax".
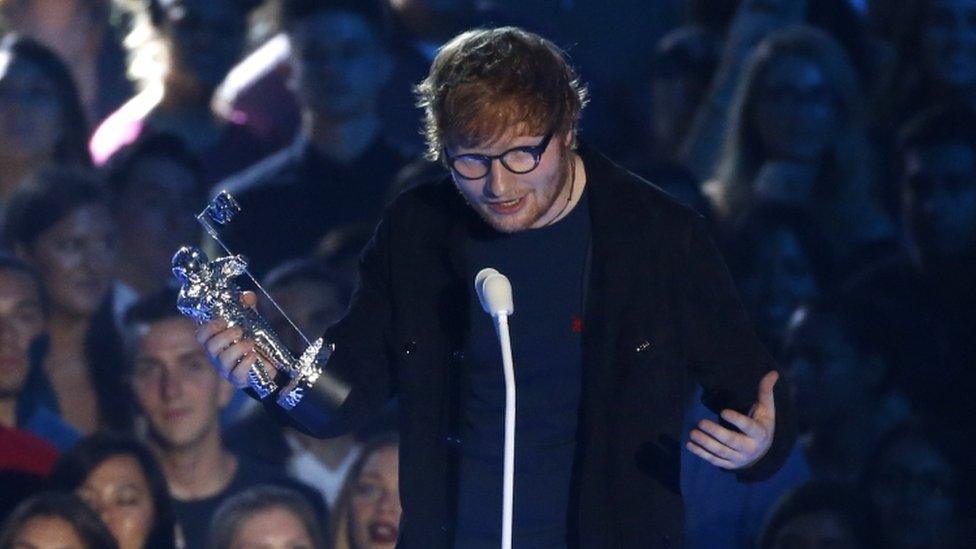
[{"xmin": 171, "ymin": 246, "xmax": 208, "ymax": 284}]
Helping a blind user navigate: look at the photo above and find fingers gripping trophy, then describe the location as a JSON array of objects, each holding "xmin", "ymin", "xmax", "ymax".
[{"xmin": 171, "ymin": 191, "xmax": 350, "ymax": 411}]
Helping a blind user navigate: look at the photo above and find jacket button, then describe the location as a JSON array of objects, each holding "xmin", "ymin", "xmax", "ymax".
[
  {"xmin": 634, "ymin": 340, "xmax": 651, "ymax": 354},
  {"xmin": 402, "ymin": 340, "xmax": 417, "ymax": 356}
]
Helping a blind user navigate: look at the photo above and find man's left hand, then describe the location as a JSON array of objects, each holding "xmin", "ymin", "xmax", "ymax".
[{"xmin": 686, "ymin": 370, "xmax": 778, "ymax": 470}]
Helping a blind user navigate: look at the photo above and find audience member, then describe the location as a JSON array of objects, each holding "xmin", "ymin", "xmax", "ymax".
[
  {"xmin": 90, "ymin": 0, "xmax": 269, "ymax": 188},
  {"xmin": 123, "ymin": 288, "xmax": 324, "ymax": 549},
  {"xmin": 225, "ymin": 259, "xmax": 360, "ymax": 508},
  {"xmin": 209, "ymin": 485, "xmax": 327, "ymax": 549},
  {"xmin": 844, "ymin": 104, "xmax": 976, "ymax": 434},
  {"xmin": 0, "ymin": 254, "xmax": 79, "ymax": 451},
  {"xmin": 861, "ymin": 424, "xmax": 966, "ymax": 549},
  {"xmin": 782, "ymin": 301, "xmax": 912, "ymax": 481},
  {"xmin": 48, "ymin": 432, "xmax": 177, "ymax": 549},
  {"xmin": 103, "ymin": 132, "xmax": 204, "ymax": 298},
  {"xmin": 3, "ymin": 169, "xmax": 132, "ymax": 436},
  {"xmin": 0, "ymin": 34, "xmax": 90, "ymax": 208},
  {"xmin": 0, "ymin": 0, "xmax": 132, "ymax": 122},
  {"xmin": 215, "ymin": 0, "xmax": 407, "ymax": 278},
  {"xmin": 756, "ymin": 480, "xmax": 876, "ymax": 549},
  {"xmin": 725, "ymin": 206, "xmax": 833, "ymax": 354},
  {"xmin": 0, "ymin": 492, "xmax": 118, "ymax": 549},
  {"xmin": 330, "ymin": 433, "xmax": 400, "ymax": 549}
]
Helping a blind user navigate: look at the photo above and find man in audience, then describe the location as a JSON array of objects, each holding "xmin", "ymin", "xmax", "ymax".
[
  {"xmin": 0, "ymin": 254, "xmax": 78, "ymax": 452},
  {"xmin": 215, "ymin": 0, "xmax": 407, "ymax": 278},
  {"xmin": 124, "ymin": 289, "xmax": 324, "ymax": 549}
]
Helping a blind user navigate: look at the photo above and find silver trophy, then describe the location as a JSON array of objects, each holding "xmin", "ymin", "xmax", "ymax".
[{"xmin": 171, "ymin": 191, "xmax": 349, "ymax": 410}]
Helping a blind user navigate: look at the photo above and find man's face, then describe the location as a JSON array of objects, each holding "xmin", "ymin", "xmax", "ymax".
[
  {"xmin": 162, "ymin": 0, "xmax": 247, "ymax": 90},
  {"xmin": 290, "ymin": 10, "xmax": 392, "ymax": 119},
  {"xmin": 903, "ymin": 141, "xmax": 976, "ymax": 259},
  {"xmin": 131, "ymin": 317, "xmax": 231, "ymax": 450},
  {"xmin": 0, "ymin": 269, "xmax": 44, "ymax": 399},
  {"xmin": 447, "ymin": 128, "xmax": 573, "ymax": 233}
]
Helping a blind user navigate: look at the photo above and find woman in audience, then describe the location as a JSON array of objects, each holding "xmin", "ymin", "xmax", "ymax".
[
  {"xmin": 2, "ymin": 168, "xmax": 132, "ymax": 435},
  {"xmin": 49, "ymin": 432, "xmax": 177, "ymax": 549},
  {"xmin": 330, "ymin": 433, "xmax": 400, "ymax": 549},
  {"xmin": 0, "ymin": 34, "xmax": 89, "ymax": 207},
  {"xmin": 0, "ymin": 492, "xmax": 118, "ymax": 549},
  {"xmin": 706, "ymin": 25, "xmax": 893, "ymax": 274},
  {"xmin": 209, "ymin": 485, "xmax": 326, "ymax": 549}
]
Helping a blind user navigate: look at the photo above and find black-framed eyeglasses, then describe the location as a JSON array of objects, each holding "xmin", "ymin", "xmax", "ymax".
[{"xmin": 444, "ymin": 132, "xmax": 553, "ymax": 180}]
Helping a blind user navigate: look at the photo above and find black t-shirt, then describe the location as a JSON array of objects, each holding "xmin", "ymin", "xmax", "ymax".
[
  {"xmin": 455, "ymin": 190, "xmax": 590, "ymax": 548},
  {"xmin": 171, "ymin": 454, "xmax": 326, "ymax": 549}
]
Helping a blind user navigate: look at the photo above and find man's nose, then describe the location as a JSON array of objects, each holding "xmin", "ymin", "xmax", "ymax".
[{"xmin": 484, "ymin": 159, "xmax": 513, "ymax": 198}]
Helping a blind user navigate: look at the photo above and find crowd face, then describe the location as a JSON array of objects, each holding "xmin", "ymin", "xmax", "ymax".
[
  {"xmin": 868, "ymin": 435, "xmax": 958, "ymax": 549},
  {"xmin": 262, "ymin": 279, "xmax": 348, "ymax": 353},
  {"xmin": 290, "ymin": 10, "xmax": 392, "ymax": 120},
  {"xmin": 769, "ymin": 510, "xmax": 859, "ymax": 549},
  {"xmin": 19, "ymin": 204, "xmax": 116, "ymax": 318},
  {"xmin": 10, "ymin": 515, "xmax": 87, "ymax": 548},
  {"xmin": 132, "ymin": 317, "xmax": 231, "ymax": 450},
  {"xmin": 0, "ymin": 52, "xmax": 65, "ymax": 163},
  {"xmin": 350, "ymin": 445, "xmax": 401, "ymax": 549},
  {"xmin": 229, "ymin": 506, "xmax": 316, "ymax": 549},
  {"xmin": 903, "ymin": 141, "xmax": 976, "ymax": 260},
  {"xmin": 114, "ymin": 155, "xmax": 200, "ymax": 285},
  {"xmin": 448, "ymin": 128, "xmax": 574, "ymax": 233},
  {"xmin": 920, "ymin": 0, "xmax": 976, "ymax": 91},
  {"xmin": 741, "ymin": 228, "xmax": 819, "ymax": 340},
  {"xmin": 76, "ymin": 454, "xmax": 156, "ymax": 549},
  {"xmin": 160, "ymin": 0, "xmax": 247, "ymax": 91},
  {"xmin": 0, "ymin": 269, "xmax": 43, "ymax": 400},
  {"xmin": 752, "ymin": 54, "xmax": 838, "ymax": 162}
]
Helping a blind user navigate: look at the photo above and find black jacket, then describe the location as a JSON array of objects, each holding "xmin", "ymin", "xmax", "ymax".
[{"xmin": 278, "ymin": 144, "xmax": 797, "ymax": 548}]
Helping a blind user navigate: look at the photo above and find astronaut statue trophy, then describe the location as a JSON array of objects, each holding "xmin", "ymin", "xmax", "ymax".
[{"xmin": 171, "ymin": 191, "xmax": 350, "ymax": 414}]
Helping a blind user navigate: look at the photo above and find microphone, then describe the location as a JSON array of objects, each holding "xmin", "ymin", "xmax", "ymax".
[{"xmin": 474, "ymin": 268, "xmax": 516, "ymax": 549}]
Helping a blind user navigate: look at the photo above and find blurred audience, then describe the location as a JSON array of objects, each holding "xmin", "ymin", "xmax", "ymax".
[
  {"xmin": 861, "ymin": 424, "xmax": 966, "ymax": 549},
  {"xmin": 706, "ymin": 25, "xmax": 894, "ymax": 273},
  {"xmin": 209, "ymin": 485, "xmax": 327, "ymax": 549},
  {"xmin": 123, "ymin": 288, "xmax": 324, "ymax": 549},
  {"xmin": 0, "ymin": 34, "xmax": 90, "ymax": 209},
  {"xmin": 756, "ymin": 480, "xmax": 877, "ymax": 549},
  {"xmin": 2, "ymin": 169, "xmax": 131, "ymax": 436},
  {"xmin": 330, "ymin": 433, "xmax": 400, "ymax": 549},
  {"xmin": 0, "ymin": 0, "xmax": 132, "ymax": 122},
  {"xmin": 782, "ymin": 301, "xmax": 912, "ymax": 481},
  {"xmin": 90, "ymin": 0, "xmax": 270, "ymax": 188},
  {"xmin": 49, "ymin": 432, "xmax": 177, "ymax": 549},
  {"xmin": 215, "ymin": 0, "xmax": 406, "ymax": 279},
  {"xmin": 0, "ymin": 492, "xmax": 118, "ymax": 549},
  {"xmin": 103, "ymin": 132, "xmax": 204, "ymax": 298},
  {"xmin": 0, "ymin": 254, "xmax": 79, "ymax": 451}
]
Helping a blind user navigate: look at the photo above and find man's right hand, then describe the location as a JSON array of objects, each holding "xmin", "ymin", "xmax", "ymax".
[{"xmin": 195, "ymin": 291, "xmax": 278, "ymax": 388}]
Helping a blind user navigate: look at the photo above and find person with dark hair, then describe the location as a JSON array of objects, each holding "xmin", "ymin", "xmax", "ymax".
[
  {"xmin": 209, "ymin": 485, "xmax": 327, "ymax": 549},
  {"xmin": 102, "ymin": 131, "xmax": 204, "ymax": 298},
  {"xmin": 48, "ymin": 432, "xmax": 177, "ymax": 549},
  {"xmin": 200, "ymin": 27, "xmax": 796, "ymax": 548},
  {"xmin": 213, "ymin": 0, "xmax": 407, "ymax": 279},
  {"xmin": 845, "ymin": 104, "xmax": 976, "ymax": 446},
  {"xmin": 860, "ymin": 424, "xmax": 966, "ymax": 549},
  {"xmin": 0, "ymin": 253, "xmax": 79, "ymax": 453},
  {"xmin": 90, "ymin": 0, "xmax": 271, "ymax": 188},
  {"xmin": 756, "ymin": 480, "xmax": 876, "ymax": 549},
  {"xmin": 329, "ymin": 433, "xmax": 399, "ymax": 549},
  {"xmin": 782, "ymin": 301, "xmax": 913, "ymax": 481},
  {"xmin": 0, "ymin": 34, "xmax": 90, "ymax": 206},
  {"xmin": 123, "ymin": 288, "xmax": 324, "ymax": 549},
  {"xmin": 0, "ymin": 492, "xmax": 118, "ymax": 549},
  {"xmin": 2, "ymin": 168, "xmax": 132, "ymax": 437}
]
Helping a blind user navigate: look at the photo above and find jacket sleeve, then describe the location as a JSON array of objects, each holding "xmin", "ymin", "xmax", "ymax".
[
  {"xmin": 676, "ymin": 214, "xmax": 797, "ymax": 482},
  {"xmin": 255, "ymin": 209, "xmax": 397, "ymax": 438}
]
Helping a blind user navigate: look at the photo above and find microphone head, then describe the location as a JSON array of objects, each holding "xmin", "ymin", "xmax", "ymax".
[
  {"xmin": 481, "ymin": 273, "xmax": 514, "ymax": 317},
  {"xmin": 474, "ymin": 268, "xmax": 499, "ymax": 313}
]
